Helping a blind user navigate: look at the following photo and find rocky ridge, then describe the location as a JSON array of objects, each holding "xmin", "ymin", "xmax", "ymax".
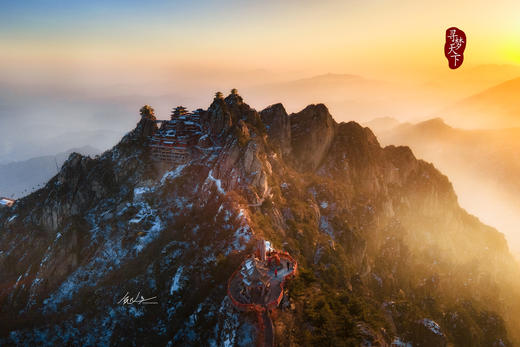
[{"xmin": 0, "ymin": 92, "xmax": 519, "ymax": 346}]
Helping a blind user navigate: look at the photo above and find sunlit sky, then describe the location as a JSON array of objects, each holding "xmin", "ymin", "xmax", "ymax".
[{"xmin": 2, "ymin": 0, "xmax": 520, "ymax": 84}]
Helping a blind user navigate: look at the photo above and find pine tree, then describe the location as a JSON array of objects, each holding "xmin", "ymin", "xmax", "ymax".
[{"xmin": 139, "ymin": 105, "xmax": 155, "ymax": 118}]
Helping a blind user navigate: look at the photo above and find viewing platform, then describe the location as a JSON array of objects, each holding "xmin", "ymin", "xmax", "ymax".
[{"xmin": 227, "ymin": 240, "xmax": 298, "ymax": 347}]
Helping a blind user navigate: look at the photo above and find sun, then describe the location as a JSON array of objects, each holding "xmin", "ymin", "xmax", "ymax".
[{"xmin": 498, "ymin": 34, "xmax": 520, "ymax": 64}]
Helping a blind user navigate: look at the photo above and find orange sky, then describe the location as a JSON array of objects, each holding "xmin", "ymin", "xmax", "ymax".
[{"xmin": 2, "ymin": 0, "xmax": 520, "ymax": 86}]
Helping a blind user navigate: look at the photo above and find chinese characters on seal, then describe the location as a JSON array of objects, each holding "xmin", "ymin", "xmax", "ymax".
[{"xmin": 444, "ymin": 27, "xmax": 466, "ymax": 69}]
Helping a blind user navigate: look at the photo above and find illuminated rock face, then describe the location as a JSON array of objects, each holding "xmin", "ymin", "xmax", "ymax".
[
  {"xmin": 290, "ymin": 104, "xmax": 336, "ymax": 171},
  {"xmin": 260, "ymin": 103, "xmax": 292, "ymax": 157}
]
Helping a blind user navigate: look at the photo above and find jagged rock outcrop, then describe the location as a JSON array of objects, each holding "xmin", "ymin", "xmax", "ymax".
[
  {"xmin": 202, "ymin": 96, "xmax": 234, "ymax": 138},
  {"xmin": 130, "ymin": 105, "xmax": 158, "ymax": 141},
  {"xmin": 201, "ymin": 91, "xmax": 265, "ymax": 143},
  {"xmin": 0, "ymin": 93, "xmax": 519, "ymax": 346},
  {"xmin": 260, "ymin": 103, "xmax": 291, "ymax": 156},
  {"xmin": 290, "ymin": 104, "xmax": 336, "ymax": 170}
]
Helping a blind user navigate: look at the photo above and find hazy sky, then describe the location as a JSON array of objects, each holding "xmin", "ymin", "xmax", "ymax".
[{"xmin": 2, "ymin": 0, "xmax": 520, "ymax": 84}]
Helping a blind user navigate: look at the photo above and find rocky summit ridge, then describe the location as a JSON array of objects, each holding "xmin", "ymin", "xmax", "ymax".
[{"xmin": 0, "ymin": 91, "xmax": 519, "ymax": 346}]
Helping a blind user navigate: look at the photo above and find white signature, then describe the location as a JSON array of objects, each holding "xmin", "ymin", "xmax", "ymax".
[{"xmin": 118, "ymin": 291, "xmax": 158, "ymax": 305}]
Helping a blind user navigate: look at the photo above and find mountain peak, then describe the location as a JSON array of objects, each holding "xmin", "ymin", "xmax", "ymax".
[
  {"xmin": 260, "ymin": 102, "xmax": 286, "ymax": 115},
  {"xmin": 289, "ymin": 103, "xmax": 336, "ymax": 170},
  {"xmin": 297, "ymin": 103, "xmax": 331, "ymax": 115},
  {"xmin": 416, "ymin": 117, "xmax": 451, "ymax": 130},
  {"xmin": 260, "ymin": 103, "xmax": 291, "ymax": 156},
  {"xmin": 224, "ymin": 88, "xmax": 244, "ymax": 105}
]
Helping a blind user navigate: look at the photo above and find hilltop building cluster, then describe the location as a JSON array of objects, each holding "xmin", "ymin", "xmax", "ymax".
[
  {"xmin": 148, "ymin": 106, "xmax": 203, "ymax": 164},
  {"xmin": 142, "ymin": 89, "xmax": 249, "ymax": 165}
]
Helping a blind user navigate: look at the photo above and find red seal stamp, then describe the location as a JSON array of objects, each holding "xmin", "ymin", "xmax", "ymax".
[{"xmin": 444, "ymin": 27, "xmax": 466, "ymax": 69}]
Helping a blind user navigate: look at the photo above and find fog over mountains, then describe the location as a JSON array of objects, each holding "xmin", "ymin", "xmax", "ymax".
[
  {"xmin": 366, "ymin": 117, "xmax": 520, "ymax": 256},
  {"xmin": 436, "ymin": 77, "xmax": 520, "ymax": 128},
  {"xmin": 2, "ymin": 64, "xmax": 520, "ymax": 255},
  {"xmin": 2, "ymin": 64, "xmax": 520, "ymax": 162}
]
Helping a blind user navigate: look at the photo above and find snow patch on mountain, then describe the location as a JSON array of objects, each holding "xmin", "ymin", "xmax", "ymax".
[
  {"xmin": 422, "ymin": 318, "xmax": 443, "ymax": 336},
  {"xmin": 170, "ymin": 266, "xmax": 184, "ymax": 294}
]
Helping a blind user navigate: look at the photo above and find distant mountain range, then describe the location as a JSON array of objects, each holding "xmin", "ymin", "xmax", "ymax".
[
  {"xmin": 244, "ymin": 73, "xmax": 403, "ymax": 122},
  {"xmin": 366, "ymin": 116, "xmax": 520, "ymax": 253},
  {"xmin": 246, "ymin": 66, "xmax": 520, "ymax": 125},
  {"xmin": 424, "ymin": 64, "xmax": 520, "ymax": 97},
  {"xmin": 0, "ymin": 146, "xmax": 100, "ymax": 198},
  {"xmin": 436, "ymin": 77, "xmax": 520, "ymax": 128},
  {"xmin": 0, "ymin": 129, "xmax": 123, "ymax": 165}
]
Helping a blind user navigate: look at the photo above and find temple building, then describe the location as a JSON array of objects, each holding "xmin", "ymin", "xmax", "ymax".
[
  {"xmin": 239, "ymin": 257, "xmax": 272, "ymax": 302},
  {"xmin": 149, "ymin": 106, "xmax": 202, "ymax": 164}
]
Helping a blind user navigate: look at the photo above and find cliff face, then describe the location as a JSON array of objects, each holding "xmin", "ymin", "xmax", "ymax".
[
  {"xmin": 0, "ymin": 93, "xmax": 518, "ymax": 346},
  {"xmin": 290, "ymin": 104, "xmax": 336, "ymax": 171},
  {"xmin": 260, "ymin": 103, "xmax": 291, "ymax": 157}
]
